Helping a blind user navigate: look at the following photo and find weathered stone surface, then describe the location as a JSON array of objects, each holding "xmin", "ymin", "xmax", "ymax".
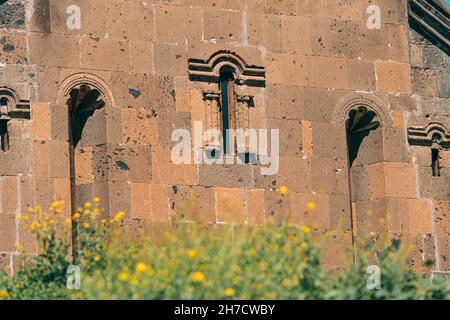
[{"xmin": 0, "ymin": 0, "xmax": 448, "ymax": 274}]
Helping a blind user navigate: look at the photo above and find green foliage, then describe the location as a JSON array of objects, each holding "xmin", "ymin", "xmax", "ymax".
[{"xmin": 0, "ymin": 200, "xmax": 449, "ymax": 300}]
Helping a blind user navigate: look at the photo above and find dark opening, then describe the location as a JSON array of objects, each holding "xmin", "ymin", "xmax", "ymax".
[
  {"xmin": 346, "ymin": 106, "xmax": 380, "ymax": 167},
  {"xmin": 0, "ymin": 120, "xmax": 8, "ymax": 152},
  {"xmin": 432, "ymin": 149, "xmax": 441, "ymax": 177},
  {"xmin": 67, "ymin": 85, "xmax": 105, "ymax": 147},
  {"xmin": 219, "ymin": 67, "xmax": 234, "ymax": 154},
  {"xmin": 0, "ymin": 97, "xmax": 9, "ymax": 152}
]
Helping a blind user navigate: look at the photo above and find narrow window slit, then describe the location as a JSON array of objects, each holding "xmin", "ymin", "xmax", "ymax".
[
  {"xmin": 0, "ymin": 97, "xmax": 9, "ymax": 152},
  {"xmin": 431, "ymin": 149, "xmax": 441, "ymax": 177},
  {"xmin": 219, "ymin": 67, "xmax": 235, "ymax": 155}
]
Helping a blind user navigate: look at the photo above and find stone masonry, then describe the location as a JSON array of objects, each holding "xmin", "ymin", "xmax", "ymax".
[{"xmin": 0, "ymin": 0, "xmax": 448, "ymax": 274}]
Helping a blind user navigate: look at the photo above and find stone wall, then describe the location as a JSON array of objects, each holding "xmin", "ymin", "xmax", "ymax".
[
  {"xmin": 0, "ymin": 0, "xmax": 448, "ymax": 274},
  {"xmin": 408, "ymin": 26, "xmax": 450, "ymax": 273}
]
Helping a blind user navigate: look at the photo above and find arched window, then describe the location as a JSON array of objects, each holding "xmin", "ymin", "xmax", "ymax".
[
  {"xmin": 219, "ymin": 66, "xmax": 235, "ymax": 154},
  {"xmin": 431, "ymin": 134, "xmax": 442, "ymax": 177},
  {"xmin": 0, "ymin": 97, "xmax": 9, "ymax": 152}
]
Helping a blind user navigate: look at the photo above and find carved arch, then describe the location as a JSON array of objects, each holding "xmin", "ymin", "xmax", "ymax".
[
  {"xmin": 188, "ymin": 50, "xmax": 266, "ymax": 87},
  {"xmin": 333, "ymin": 93, "xmax": 392, "ymax": 127},
  {"xmin": 408, "ymin": 122, "xmax": 450, "ymax": 148},
  {"xmin": 57, "ymin": 73, "xmax": 114, "ymax": 107},
  {"xmin": 0, "ymin": 86, "xmax": 31, "ymax": 120}
]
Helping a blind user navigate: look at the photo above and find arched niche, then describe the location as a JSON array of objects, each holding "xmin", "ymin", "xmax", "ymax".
[
  {"xmin": 59, "ymin": 75, "xmax": 113, "ymax": 223},
  {"xmin": 335, "ymin": 93, "xmax": 392, "ymax": 240}
]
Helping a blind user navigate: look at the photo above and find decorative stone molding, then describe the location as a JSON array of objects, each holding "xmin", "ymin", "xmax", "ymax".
[
  {"xmin": 409, "ymin": 0, "xmax": 450, "ymax": 55},
  {"xmin": 0, "ymin": 86, "xmax": 31, "ymax": 120},
  {"xmin": 188, "ymin": 50, "xmax": 266, "ymax": 87},
  {"xmin": 57, "ymin": 73, "xmax": 114, "ymax": 107},
  {"xmin": 408, "ymin": 122, "xmax": 450, "ymax": 148},
  {"xmin": 334, "ymin": 93, "xmax": 392, "ymax": 127}
]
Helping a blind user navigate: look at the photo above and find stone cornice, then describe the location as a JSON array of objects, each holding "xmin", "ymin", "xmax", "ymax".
[{"xmin": 409, "ymin": 0, "xmax": 450, "ymax": 55}]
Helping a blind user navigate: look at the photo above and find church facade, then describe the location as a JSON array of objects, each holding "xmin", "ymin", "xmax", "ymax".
[{"xmin": 0, "ymin": 0, "xmax": 449, "ymax": 275}]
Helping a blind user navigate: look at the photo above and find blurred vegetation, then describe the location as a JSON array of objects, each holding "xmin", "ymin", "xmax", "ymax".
[{"xmin": 0, "ymin": 191, "xmax": 449, "ymax": 300}]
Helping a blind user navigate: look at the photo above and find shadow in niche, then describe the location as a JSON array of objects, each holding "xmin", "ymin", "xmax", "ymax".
[
  {"xmin": 346, "ymin": 107, "xmax": 380, "ymax": 167},
  {"xmin": 67, "ymin": 85, "xmax": 105, "ymax": 147}
]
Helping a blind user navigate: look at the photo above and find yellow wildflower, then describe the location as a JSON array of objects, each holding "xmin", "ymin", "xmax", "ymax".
[
  {"xmin": 17, "ymin": 214, "xmax": 23, "ymax": 221},
  {"xmin": 93, "ymin": 197, "xmax": 100, "ymax": 204},
  {"xmin": 73, "ymin": 213, "xmax": 81, "ymax": 221},
  {"xmin": 113, "ymin": 211, "xmax": 125, "ymax": 223},
  {"xmin": 187, "ymin": 249, "xmax": 198, "ymax": 260},
  {"xmin": 278, "ymin": 185, "xmax": 289, "ymax": 196},
  {"xmin": 301, "ymin": 242, "xmax": 309, "ymax": 249},
  {"xmin": 306, "ymin": 201, "xmax": 316, "ymax": 211},
  {"xmin": 135, "ymin": 262, "xmax": 150, "ymax": 273},
  {"xmin": 23, "ymin": 215, "xmax": 29, "ymax": 222},
  {"xmin": 55, "ymin": 208, "xmax": 62, "ymax": 214},
  {"xmin": 0, "ymin": 291, "xmax": 8, "ymax": 299},
  {"xmin": 300, "ymin": 225, "xmax": 311, "ymax": 234},
  {"xmin": 49, "ymin": 219, "xmax": 55, "ymax": 225},
  {"xmin": 94, "ymin": 255, "xmax": 101, "ymax": 262},
  {"xmin": 65, "ymin": 218, "xmax": 72, "ymax": 227},
  {"xmin": 224, "ymin": 288, "xmax": 235, "ymax": 297},
  {"xmin": 189, "ymin": 271, "xmax": 206, "ymax": 283},
  {"xmin": 30, "ymin": 222, "xmax": 40, "ymax": 232},
  {"xmin": 85, "ymin": 202, "xmax": 92, "ymax": 209},
  {"xmin": 248, "ymin": 248, "xmax": 257, "ymax": 257},
  {"xmin": 118, "ymin": 272, "xmax": 129, "ymax": 282},
  {"xmin": 83, "ymin": 222, "xmax": 90, "ymax": 229}
]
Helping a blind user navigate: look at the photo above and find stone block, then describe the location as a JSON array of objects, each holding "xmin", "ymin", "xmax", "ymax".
[
  {"xmin": 49, "ymin": 140, "xmax": 70, "ymax": 179},
  {"xmin": 154, "ymin": 43, "xmax": 187, "ymax": 76},
  {"xmin": 152, "ymin": 147, "xmax": 198, "ymax": 186},
  {"xmin": 375, "ymin": 62, "xmax": 411, "ymax": 94},
  {"xmin": 0, "ymin": 176, "xmax": 17, "ymax": 213},
  {"xmin": 198, "ymin": 163, "xmax": 254, "ymax": 189},
  {"xmin": 0, "ymin": 30, "xmax": 27, "ymax": 64},
  {"xmin": 247, "ymin": 189, "xmax": 266, "ymax": 225},
  {"xmin": 50, "ymin": 0, "xmax": 107, "ymax": 36},
  {"xmin": 267, "ymin": 85, "xmax": 305, "ymax": 120},
  {"xmin": 128, "ymin": 146, "xmax": 152, "ymax": 183},
  {"xmin": 170, "ymin": 185, "xmax": 216, "ymax": 223},
  {"xmin": 268, "ymin": 119, "xmax": 302, "ymax": 156},
  {"xmin": 32, "ymin": 140, "xmax": 50, "ymax": 177},
  {"xmin": 347, "ymin": 59, "xmax": 376, "ymax": 91},
  {"xmin": 278, "ymin": 156, "xmax": 311, "ymax": 193},
  {"xmin": 408, "ymin": 199, "xmax": 433, "ymax": 233},
  {"xmin": 130, "ymin": 183, "xmax": 152, "ymax": 220},
  {"xmin": 80, "ymin": 37, "xmax": 129, "ymax": 72},
  {"xmin": 384, "ymin": 162, "xmax": 417, "ymax": 198},
  {"xmin": 266, "ymin": 52, "xmax": 310, "ymax": 86},
  {"xmin": 129, "ymin": 41, "xmax": 153, "ymax": 74},
  {"xmin": 154, "ymin": 4, "xmax": 202, "ymax": 44},
  {"xmin": 150, "ymin": 184, "xmax": 170, "ymax": 221},
  {"xmin": 382, "ymin": 127, "xmax": 410, "ymax": 163},
  {"xmin": 247, "ymin": 13, "xmax": 282, "ymax": 51},
  {"xmin": 32, "ymin": 103, "xmax": 51, "ymax": 140},
  {"xmin": 388, "ymin": 23, "xmax": 409, "ymax": 63},
  {"xmin": 0, "ymin": 213, "xmax": 16, "ymax": 252},
  {"xmin": 28, "ymin": 33, "xmax": 80, "ymax": 68},
  {"xmin": 106, "ymin": 0, "xmax": 153, "ymax": 41},
  {"xmin": 121, "ymin": 108, "xmax": 157, "ymax": 147},
  {"xmin": 203, "ymin": 9, "xmax": 243, "ymax": 44},
  {"xmin": 215, "ymin": 187, "xmax": 245, "ymax": 223},
  {"xmin": 281, "ymin": 16, "xmax": 312, "ymax": 55},
  {"xmin": 311, "ymin": 56, "xmax": 348, "ymax": 90},
  {"xmin": 311, "ymin": 122, "xmax": 347, "ymax": 159}
]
